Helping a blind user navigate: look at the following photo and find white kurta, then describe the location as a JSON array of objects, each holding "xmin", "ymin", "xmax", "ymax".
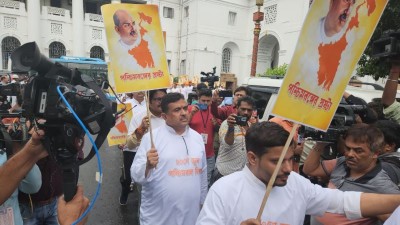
[
  {"xmin": 196, "ymin": 165, "xmax": 362, "ymax": 225},
  {"xmin": 131, "ymin": 124, "xmax": 208, "ymax": 225}
]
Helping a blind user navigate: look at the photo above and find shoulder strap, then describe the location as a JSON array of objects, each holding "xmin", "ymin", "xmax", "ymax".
[{"xmin": 381, "ymin": 161, "xmax": 400, "ymax": 186}]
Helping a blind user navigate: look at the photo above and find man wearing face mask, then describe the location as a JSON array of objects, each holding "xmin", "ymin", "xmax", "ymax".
[{"xmin": 188, "ymin": 89, "xmax": 218, "ymax": 185}]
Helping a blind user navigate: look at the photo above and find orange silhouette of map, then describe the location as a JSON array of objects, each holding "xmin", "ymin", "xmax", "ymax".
[
  {"xmin": 128, "ymin": 12, "xmax": 155, "ymax": 68},
  {"xmin": 317, "ymin": 1, "xmax": 373, "ymax": 91},
  {"xmin": 115, "ymin": 116, "xmax": 128, "ymax": 133}
]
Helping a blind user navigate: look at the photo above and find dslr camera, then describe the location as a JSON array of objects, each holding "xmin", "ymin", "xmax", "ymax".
[{"xmin": 235, "ymin": 115, "xmax": 248, "ymax": 126}]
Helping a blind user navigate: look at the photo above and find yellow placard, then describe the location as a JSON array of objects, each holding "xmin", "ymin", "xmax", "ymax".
[
  {"xmin": 107, "ymin": 103, "xmax": 133, "ymax": 146},
  {"xmin": 272, "ymin": 0, "xmax": 388, "ymax": 131},
  {"xmin": 101, "ymin": 4, "xmax": 170, "ymax": 93}
]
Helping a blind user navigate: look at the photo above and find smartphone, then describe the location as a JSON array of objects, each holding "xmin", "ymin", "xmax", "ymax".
[
  {"xmin": 235, "ymin": 116, "xmax": 248, "ymax": 126},
  {"xmin": 196, "ymin": 103, "xmax": 208, "ymax": 111},
  {"xmin": 219, "ymin": 90, "xmax": 233, "ymax": 98}
]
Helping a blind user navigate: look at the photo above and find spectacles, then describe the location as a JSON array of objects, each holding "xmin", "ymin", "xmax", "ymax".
[{"xmin": 152, "ymin": 97, "xmax": 163, "ymax": 102}]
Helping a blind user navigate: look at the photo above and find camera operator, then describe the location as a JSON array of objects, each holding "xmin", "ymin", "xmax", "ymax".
[
  {"xmin": 0, "ymin": 128, "xmax": 47, "ymax": 205},
  {"xmin": 303, "ymin": 123, "xmax": 400, "ymax": 224},
  {"xmin": 382, "ymin": 64, "xmax": 400, "ymax": 124},
  {"xmin": 211, "ymin": 96, "xmax": 256, "ymax": 185},
  {"xmin": 0, "ymin": 122, "xmax": 42, "ymax": 225},
  {"xmin": 210, "ymin": 86, "xmax": 252, "ymax": 121}
]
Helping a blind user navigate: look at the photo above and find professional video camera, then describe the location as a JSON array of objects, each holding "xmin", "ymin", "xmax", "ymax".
[
  {"xmin": 9, "ymin": 42, "xmax": 117, "ymax": 201},
  {"xmin": 299, "ymin": 104, "xmax": 369, "ymax": 143},
  {"xmin": 200, "ymin": 67, "xmax": 219, "ymax": 88},
  {"xmin": 372, "ymin": 29, "xmax": 400, "ymax": 59}
]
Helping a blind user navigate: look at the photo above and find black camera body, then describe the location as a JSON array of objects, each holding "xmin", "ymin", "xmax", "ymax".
[
  {"xmin": 200, "ymin": 67, "xmax": 219, "ymax": 88},
  {"xmin": 235, "ymin": 115, "xmax": 248, "ymax": 126},
  {"xmin": 372, "ymin": 29, "xmax": 400, "ymax": 59},
  {"xmin": 10, "ymin": 42, "xmax": 116, "ymax": 201},
  {"xmin": 300, "ymin": 104, "xmax": 367, "ymax": 142}
]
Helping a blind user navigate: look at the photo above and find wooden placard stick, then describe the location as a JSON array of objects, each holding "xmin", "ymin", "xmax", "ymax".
[
  {"xmin": 145, "ymin": 91, "xmax": 155, "ymax": 148},
  {"xmin": 256, "ymin": 123, "xmax": 300, "ymax": 220}
]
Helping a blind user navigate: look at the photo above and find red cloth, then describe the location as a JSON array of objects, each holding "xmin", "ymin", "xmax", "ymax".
[
  {"xmin": 188, "ymin": 105, "xmax": 215, "ymax": 158},
  {"xmin": 210, "ymin": 101, "xmax": 237, "ymax": 121}
]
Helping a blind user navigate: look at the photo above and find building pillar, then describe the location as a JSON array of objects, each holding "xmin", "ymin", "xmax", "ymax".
[
  {"xmin": 27, "ymin": 0, "xmax": 41, "ymax": 44},
  {"xmin": 72, "ymin": 0, "xmax": 84, "ymax": 56}
]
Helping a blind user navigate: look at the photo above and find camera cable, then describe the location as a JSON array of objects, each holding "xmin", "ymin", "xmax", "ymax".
[{"xmin": 56, "ymin": 86, "xmax": 102, "ymax": 225}]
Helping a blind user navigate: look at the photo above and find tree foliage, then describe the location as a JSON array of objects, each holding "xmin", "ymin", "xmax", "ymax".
[
  {"xmin": 357, "ymin": 0, "xmax": 400, "ymax": 80},
  {"xmin": 260, "ymin": 63, "xmax": 288, "ymax": 77}
]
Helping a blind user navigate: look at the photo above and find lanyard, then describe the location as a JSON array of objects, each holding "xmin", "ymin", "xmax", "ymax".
[{"xmin": 199, "ymin": 109, "xmax": 210, "ymax": 131}]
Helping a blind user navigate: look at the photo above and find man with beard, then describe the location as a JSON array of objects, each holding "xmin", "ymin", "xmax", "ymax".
[
  {"xmin": 211, "ymin": 96, "xmax": 256, "ymax": 184},
  {"xmin": 196, "ymin": 122, "xmax": 400, "ymax": 225},
  {"xmin": 303, "ymin": 123, "xmax": 400, "ymax": 224},
  {"xmin": 131, "ymin": 93, "xmax": 207, "ymax": 225}
]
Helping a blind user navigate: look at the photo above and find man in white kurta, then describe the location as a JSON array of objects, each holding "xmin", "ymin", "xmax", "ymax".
[
  {"xmin": 196, "ymin": 122, "xmax": 400, "ymax": 225},
  {"xmin": 131, "ymin": 92, "xmax": 207, "ymax": 225}
]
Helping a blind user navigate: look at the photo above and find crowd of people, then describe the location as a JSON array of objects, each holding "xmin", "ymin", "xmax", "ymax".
[{"xmin": 0, "ymin": 67, "xmax": 399, "ymax": 225}]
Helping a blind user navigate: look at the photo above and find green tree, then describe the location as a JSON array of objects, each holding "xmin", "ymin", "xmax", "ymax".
[
  {"xmin": 357, "ymin": 0, "xmax": 400, "ymax": 80},
  {"xmin": 259, "ymin": 63, "xmax": 288, "ymax": 77}
]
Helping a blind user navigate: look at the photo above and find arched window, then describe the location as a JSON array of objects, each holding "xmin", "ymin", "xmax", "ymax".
[
  {"xmin": 49, "ymin": 41, "xmax": 66, "ymax": 58},
  {"xmin": 221, "ymin": 48, "xmax": 231, "ymax": 73},
  {"xmin": 1, "ymin": 36, "xmax": 21, "ymax": 69},
  {"xmin": 90, "ymin": 46, "xmax": 105, "ymax": 60}
]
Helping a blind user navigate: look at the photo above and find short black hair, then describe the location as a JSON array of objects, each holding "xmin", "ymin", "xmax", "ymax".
[
  {"xmin": 113, "ymin": 10, "xmax": 121, "ymax": 26},
  {"xmin": 197, "ymin": 88, "xmax": 212, "ymax": 98},
  {"xmin": 246, "ymin": 122, "xmax": 293, "ymax": 157},
  {"xmin": 234, "ymin": 86, "xmax": 252, "ymax": 96},
  {"xmin": 196, "ymin": 83, "xmax": 208, "ymax": 92},
  {"xmin": 344, "ymin": 123, "xmax": 384, "ymax": 153},
  {"xmin": 237, "ymin": 96, "xmax": 256, "ymax": 109},
  {"xmin": 149, "ymin": 89, "xmax": 167, "ymax": 101},
  {"xmin": 161, "ymin": 92, "xmax": 185, "ymax": 113},
  {"xmin": 373, "ymin": 120, "xmax": 400, "ymax": 150}
]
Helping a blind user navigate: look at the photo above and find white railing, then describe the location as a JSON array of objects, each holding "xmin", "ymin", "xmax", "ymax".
[
  {"xmin": 47, "ymin": 6, "xmax": 66, "ymax": 17},
  {"xmin": 88, "ymin": 13, "xmax": 103, "ymax": 22},
  {"xmin": 0, "ymin": 0, "xmax": 20, "ymax": 9}
]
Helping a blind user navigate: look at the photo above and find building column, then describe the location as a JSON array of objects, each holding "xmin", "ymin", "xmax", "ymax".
[
  {"xmin": 27, "ymin": 0, "xmax": 41, "ymax": 44},
  {"xmin": 72, "ymin": 0, "xmax": 84, "ymax": 56}
]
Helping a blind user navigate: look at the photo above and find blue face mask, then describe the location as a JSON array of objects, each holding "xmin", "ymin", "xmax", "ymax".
[{"xmin": 196, "ymin": 103, "xmax": 208, "ymax": 111}]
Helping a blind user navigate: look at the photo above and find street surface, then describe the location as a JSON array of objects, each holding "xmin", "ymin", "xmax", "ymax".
[{"xmin": 78, "ymin": 136, "xmax": 139, "ymax": 225}]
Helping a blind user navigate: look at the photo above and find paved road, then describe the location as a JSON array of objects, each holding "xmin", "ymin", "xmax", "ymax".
[{"xmin": 78, "ymin": 137, "xmax": 139, "ymax": 225}]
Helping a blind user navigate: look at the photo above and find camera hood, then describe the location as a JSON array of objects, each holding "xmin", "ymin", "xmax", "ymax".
[{"xmin": 11, "ymin": 42, "xmax": 54, "ymax": 75}]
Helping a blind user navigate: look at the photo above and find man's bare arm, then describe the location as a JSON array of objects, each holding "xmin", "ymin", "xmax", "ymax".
[{"xmin": 0, "ymin": 130, "xmax": 47, "ymax": 204}]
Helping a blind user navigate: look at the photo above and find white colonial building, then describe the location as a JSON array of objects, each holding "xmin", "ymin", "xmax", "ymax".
[{"xmin": 0, "ymin": 0, "xmax": 311, "ymax": 85}]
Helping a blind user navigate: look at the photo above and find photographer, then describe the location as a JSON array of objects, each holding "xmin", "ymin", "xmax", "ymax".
[
  {"xmin": 303, "ymin": 123, "xmax": 400, "ymax": 224},
  {"xmin": 211, "ymin": 96, "xmax": 256, "ymax": 185},
  {"xmin": 382, "ymin": 64, "xmax": 400, "ymax": 124},
  {"xmin": 210, "ymin": 86, "xmax": 252, "ymax": 121}
]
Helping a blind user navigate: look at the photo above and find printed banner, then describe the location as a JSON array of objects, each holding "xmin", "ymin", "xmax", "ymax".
[
  {"xmin": 107, "ymin": 103, "xmax": 133, "ymax": 146},
  {"xmin": 271, "ymin": 0, "xmax": 388, "ymax": 131},
  {"xmin": 101, "ymin": 4, "xmax": 170, "ymax": 93}
]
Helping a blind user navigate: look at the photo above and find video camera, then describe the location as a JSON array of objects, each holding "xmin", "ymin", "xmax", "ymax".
[
  {"xmin": 372, "ymin": 29, "xmax": 400, "ymax": 59},
  {"xmin": 299, "ymin": 104, "xmax": 368, "ymax": 143},
  {"xmin": 200, "ymin": 67, "xmax": 219, "ymax": 89},
  {"xmin": 9, "ymin": 42, "xmax": 117, "ymax": 201}
]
